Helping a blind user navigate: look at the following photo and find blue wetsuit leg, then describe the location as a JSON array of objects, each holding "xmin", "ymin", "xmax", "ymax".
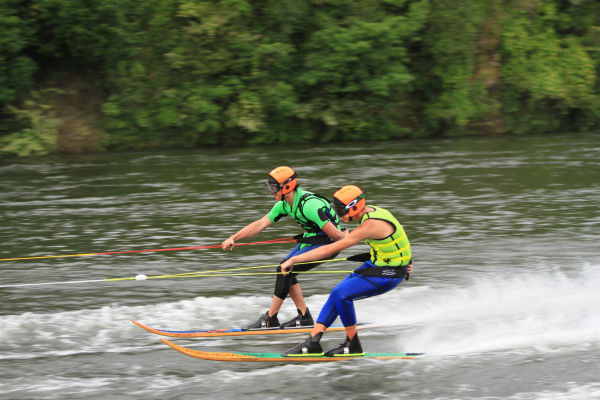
[
  {"xmin": 316, "ymin": 262, "xmax": 403, "ymax": 327},
  {"xmin": 283, "ymin": 243, "xmax": 323, "ymax": 261}
]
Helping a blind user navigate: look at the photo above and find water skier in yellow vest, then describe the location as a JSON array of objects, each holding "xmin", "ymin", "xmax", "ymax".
[
  {"xmin": 221, "ymin": 166, "xmax": 346, "ymax": 329},
  {"xmin": 280, "ymin": 185, "xmax": 413, "ymax": 356}
]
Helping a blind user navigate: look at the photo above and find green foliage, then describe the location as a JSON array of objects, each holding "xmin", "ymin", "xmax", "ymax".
[
  {"xmin": 94, "ymin": 0, "xmax": 435, "ymax": 148},
  {"xmin": 100, "ymin": 0, "xmax": 256, "ymax": 149},
  {"xmin": 0, "ymin": 0, "xmax": 599, "ymax": 157},
  {"xmin": 501, "ymin": 2, "xmax": 600, "ymax": 133},
  {"xmin": 290, "ymin": 0, "xmax": 429, "ymax": 142},
  {"xmin": 415, "ymin": 0, "xmax": 495, "ymax": 136},
  {"xmin": 0, "ymin": 0, "xmax": 37, "ymax": 104},
  {"xmin": 30, "ymin": 0, "xmax": 127, "ymax": 66},
  {"xmin": 0, "ymin": 90, "xmax": 59, "ymax": 156}
]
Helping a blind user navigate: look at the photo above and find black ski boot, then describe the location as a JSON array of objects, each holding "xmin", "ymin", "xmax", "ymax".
[
  {"xmin": 324, "ymin": 333, "xmax": 365, "ymax": 357},
  {"xmin": 243, "ymin": 311, "xmax": 280, "ymax": 330},
  {"xmin": 282, "ymin": 332, "xmax": 324, "ymax": 357},
  {"xmin": 280, "ymin": 308, "xmax": 314, "ymax": 329}
]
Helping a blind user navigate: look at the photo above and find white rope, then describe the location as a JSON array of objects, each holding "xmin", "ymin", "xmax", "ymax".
[{"xmin": 0, "ymin": 278, "xmax": 106, "ymax": 288}]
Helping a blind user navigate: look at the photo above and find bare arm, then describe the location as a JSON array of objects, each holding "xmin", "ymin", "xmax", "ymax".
[
  {"xmin": 280, "ymin": 219, "xmax": 386, "ymax": 274},
  {"xmin": 321, "ymin": 221, "xmax": 346, "ymax": 242},
  {"xmin": 221, "ymin": 215, "xmax": 273, "ymax": 250}
]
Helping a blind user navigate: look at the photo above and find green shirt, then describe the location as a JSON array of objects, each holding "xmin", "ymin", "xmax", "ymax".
[{"xmin": 267, "ymin": 187, "xmax": 340, "ymax": 243}]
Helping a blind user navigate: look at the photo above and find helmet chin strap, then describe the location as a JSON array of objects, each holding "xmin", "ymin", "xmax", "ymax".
[{"xmin": 280, "ymin": 189, "xmax": 293, "ymax": 204}]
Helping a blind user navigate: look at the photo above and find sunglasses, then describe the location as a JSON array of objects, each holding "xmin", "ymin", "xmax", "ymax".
[
  {"xmin": 267, "ymin": 182, "xmax": 281, "ymax": 195},
  {"xmin": 333, "ymin": 193, "xmax": 365, "ymax": 216}
]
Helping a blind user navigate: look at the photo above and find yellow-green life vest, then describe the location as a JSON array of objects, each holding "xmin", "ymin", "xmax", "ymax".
[{"xmin": 360, "ymin": 205, "xmax": 411, "ymax": 267}]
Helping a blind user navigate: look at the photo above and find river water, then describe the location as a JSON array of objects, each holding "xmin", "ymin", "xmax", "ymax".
[{"xmin": 1, "ymin": 133, "xmax": 598, "ymax": 400}]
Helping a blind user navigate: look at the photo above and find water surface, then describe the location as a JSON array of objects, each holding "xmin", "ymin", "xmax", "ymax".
[{"xmin": 1, "ymin": 133, "xmax": 599, "ymax": 399}]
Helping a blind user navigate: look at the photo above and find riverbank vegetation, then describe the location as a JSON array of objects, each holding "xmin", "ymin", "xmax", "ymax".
[{"xmin": 1, "ymin": 0, "xmax": 598, "ymax": 156}]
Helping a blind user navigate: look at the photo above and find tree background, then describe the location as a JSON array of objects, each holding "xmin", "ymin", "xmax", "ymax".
[{"xmin": 1, "ymin": 0, "xmax": 598, "ymax": 156}]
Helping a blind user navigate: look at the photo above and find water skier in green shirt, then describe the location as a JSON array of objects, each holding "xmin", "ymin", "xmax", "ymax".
[{"xmin": 221, "ymin": 166, "xmax": 346, "ymax": 329}]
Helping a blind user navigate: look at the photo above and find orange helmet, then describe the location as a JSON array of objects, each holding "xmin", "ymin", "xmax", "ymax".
[
  {"xmin": 333, "ymin": 185, "xmax": 366, "ymax": 218},
  {"xmin": 268, "ymin": 166, "xmax": 298, "ymax": 195}
]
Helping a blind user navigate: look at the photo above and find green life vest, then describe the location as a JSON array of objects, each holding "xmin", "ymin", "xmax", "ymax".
[
  {"xmin": 294, "ymin": 192, "xmax": 337, "ymax": 234},
  {"xmin": 268, "ymin": 188, "xmax": 340, "ymax": 236},
  {"xmin": 361, "ymin": 205, "xmax": 411, "ymax": 267}
]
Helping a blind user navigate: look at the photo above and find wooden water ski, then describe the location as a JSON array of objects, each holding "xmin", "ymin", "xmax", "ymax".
[
  {"xmin": 160, "ymin": 338, "xmax": 423, "ymax": 362},
  {"xmin": 132, "ymin": 319, "xmax": 367, "ymax": 338}
]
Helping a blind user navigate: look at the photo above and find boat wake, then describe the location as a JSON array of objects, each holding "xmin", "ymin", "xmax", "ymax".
[
  {"xmin": 1, "ymin": 263, "xmax": 597, "ymax": 360},
  {"xmin": 383, "ymin": 262, "xmax": 599, "ymax": 355}
]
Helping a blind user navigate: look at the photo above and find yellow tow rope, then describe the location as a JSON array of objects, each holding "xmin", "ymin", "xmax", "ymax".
[{"xmin": 0, "ymin": 256, "xmax": 360, "ymax": 288}]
